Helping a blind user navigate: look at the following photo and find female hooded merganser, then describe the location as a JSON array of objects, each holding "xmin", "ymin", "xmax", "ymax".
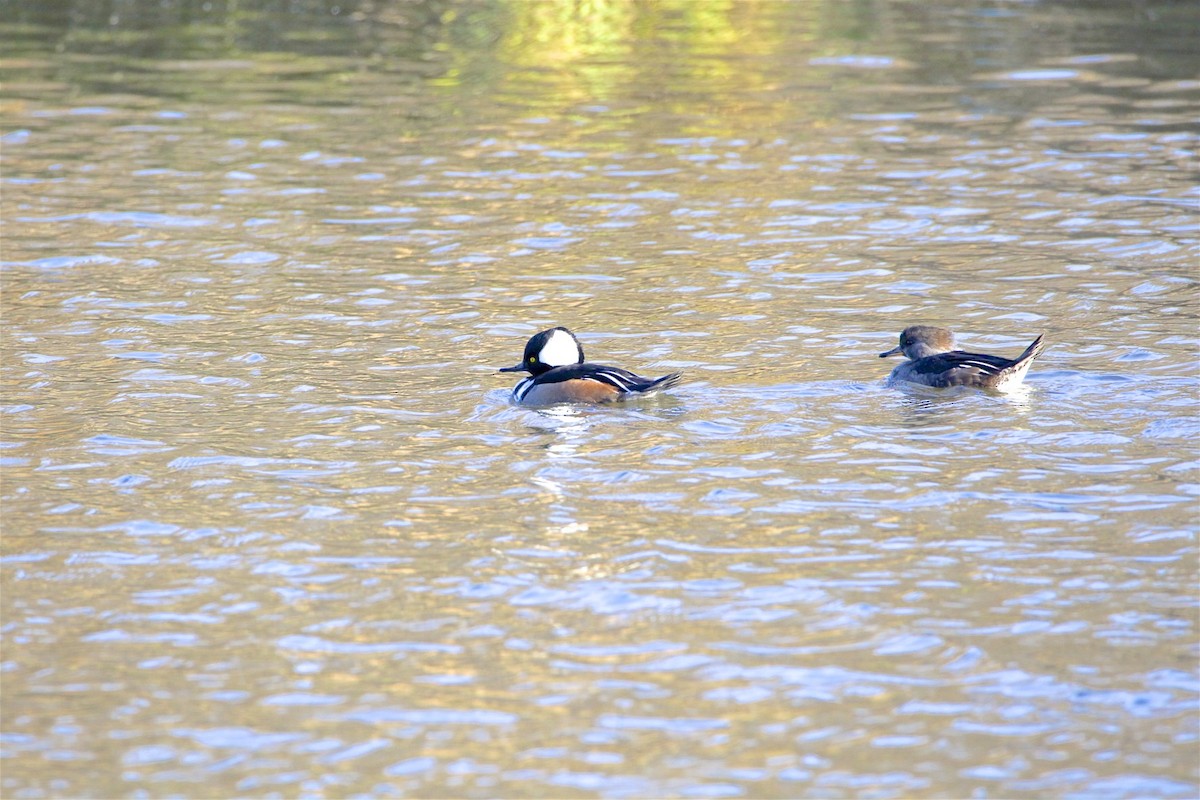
[
  {"xmin": 879, "ymin": 325, "xmax": 1046, "ymax": 392},
  {"xmin": 499, "ymin": 326, "xmax": 682, "ymax": 406}
]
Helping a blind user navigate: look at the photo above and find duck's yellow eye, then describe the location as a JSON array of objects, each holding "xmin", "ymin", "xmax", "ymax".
[{"xmin": 528, "ymin": 356, "xmax": 536, "ymax": 363}]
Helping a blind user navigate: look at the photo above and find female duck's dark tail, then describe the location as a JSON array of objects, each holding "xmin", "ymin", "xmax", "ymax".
[
  {"xmin": 992, "ymin": 335, "xmax": 1046, "ymax": 391},
  {"xmin": 1012, "ymin": 334, "xmax": 1046, "ymax": 369}
]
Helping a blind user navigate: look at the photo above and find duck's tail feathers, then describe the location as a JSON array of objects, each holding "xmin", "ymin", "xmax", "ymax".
[
  {"xmin": 993, "ymin": 334, "xmax": 1046, "ymax": 391},
  {"xmin": 641, "ymin": 372, "xmax": 683, "ymax": 395},
  {"xmin": 1014, "ymin": 334, "xmax": 1047, "ymax": 367}
]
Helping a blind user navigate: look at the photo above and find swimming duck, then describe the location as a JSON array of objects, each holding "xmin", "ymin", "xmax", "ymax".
[
  {"xmin": 500, "ymin": 326, "xmax": 682, "ymax": 405},
  {"xmin": 879, "ymin": 325, "xmax": 1046, "ymax": 392}
]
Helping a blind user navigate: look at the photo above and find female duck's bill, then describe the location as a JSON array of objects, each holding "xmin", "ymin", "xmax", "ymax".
[
  {"xmin": 879, "ymin": 325, "xmax": 1046, "ymax": 392},
  {"xmin": 499, "ymin": 326, "xmax": 682, "ymax": 406}
]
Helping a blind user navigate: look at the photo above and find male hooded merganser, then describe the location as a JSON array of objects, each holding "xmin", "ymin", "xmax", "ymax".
[
  {"xmin": 499, "ymin": 326, "xmax": 682, "ymax": 406},
  {"xmin": 879, "ymin": 325, "xmax": 1046, "ymax": 392}
]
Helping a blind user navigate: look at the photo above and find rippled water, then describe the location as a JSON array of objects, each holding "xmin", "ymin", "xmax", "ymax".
[{"xmin": 2, "ymin": 1, "xmax": 1198, "ymax": 797}]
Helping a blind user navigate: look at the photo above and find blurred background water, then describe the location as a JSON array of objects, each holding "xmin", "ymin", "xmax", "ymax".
[{"xmin": 1, "ymin": 0, "xmax": 1198, "ymax": 797}]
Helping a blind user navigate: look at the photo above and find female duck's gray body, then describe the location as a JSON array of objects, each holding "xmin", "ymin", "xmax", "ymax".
[
  {"xmin": 879, "ymin": 325, "xmax": 1046, "ymax": 392},
  {"xmin": 500, "ymin": 326, "xmax": 682, "ymax": 406}
]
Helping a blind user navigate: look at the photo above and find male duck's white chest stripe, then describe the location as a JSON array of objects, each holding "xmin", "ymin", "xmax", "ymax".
[{"xmin": 513, "ymin": 377, "xmax": 535, "ymax": 403}]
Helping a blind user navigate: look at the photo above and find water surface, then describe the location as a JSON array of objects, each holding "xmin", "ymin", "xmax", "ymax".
[{"xmin": 2, "ymin": 1, "xmax": 1198, "ymax": 797}]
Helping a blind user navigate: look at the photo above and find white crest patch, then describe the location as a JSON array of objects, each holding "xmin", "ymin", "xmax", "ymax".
[{"xmin": 538, "ymin": 329, "xmax": 582, "ymax": 367}]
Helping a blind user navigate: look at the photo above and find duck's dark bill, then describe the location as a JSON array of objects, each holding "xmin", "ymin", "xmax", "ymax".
[
  {"xmin": 498, "ymin": 363, "xmax": 526, "ymax": 372},
  {"xmin": 879, "ymin": 347, "xmax": 903, "ymax": 358}
]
